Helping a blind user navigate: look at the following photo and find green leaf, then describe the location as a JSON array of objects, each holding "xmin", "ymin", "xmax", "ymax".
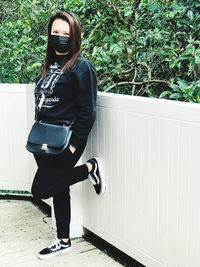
[
  {"xmin": 149, "ymin": 3, "xmax": 161, "ymax": 11},
  {"xmin": 39, "ymin": 35, "xmax": 48, "ymax": 41},
  {"xmin": 97, "ymin": 11, "xmax": 101, "ymax": 17},
  {"xmin": 159, "ymin": 91, "xmax": 171, "ymax": 98},
  {"xmin": 169, "ymin": 93, "xmax": 182, "ymax": 99},
  {"xmin": 15, "ymin": 65, "xmax": 22, "ymax": 72},
  {"xmin": 92, "ymin": 46, "xmax": 98, "ymax": 57},
  {"xmin": 109, "ymin": 44, "xmax": 122, "ymax": 54},
  {"xmin": 177, "ymin": 80, "xmax": 188, "ymax": 90},
  {"xmin": 120, "ymin": 30, "xmax": 131, "ymax": 35},
  {"xmin": 27, "ymin": 62, "xmax": 42, "ymax": 71},
  {"xmin": 187, "ymin": 10, "xmax": 194, "ymax": 20},
  {"xmin": 183, "ymin": 44, "xmax": 195, "ymax": 55},
  {"xmin": 170, "ymin": 84, "xmax": 181, "ymax": 92},
  {"xmin": 124, "ymin": 10, "xmax": 133, "ymax": 17},
  {"xmin": 195, "ymin": 56, "xmax": 200, "ymax": 64}
]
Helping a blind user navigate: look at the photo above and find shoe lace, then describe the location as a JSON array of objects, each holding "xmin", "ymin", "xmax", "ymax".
[
  {"xmin": 48, "ymin": 238, "xmax": 61, "ymax": 250},
  {"xmin": 88, "ymin": 173, "xmax": 97, "ymax": 185}
]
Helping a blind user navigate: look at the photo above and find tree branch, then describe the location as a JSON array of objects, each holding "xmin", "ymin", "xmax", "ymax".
[
  {"xmin": 0, "ymin": 3, "xmax": 21, "ymax": 15},
  {"xmin": 131, "ymin": 67, "xmax": 137, "ymax": 95},
  {"xmin": 87, "ymin": 18, "xmax": 107, "ymax": 42},
  {"xmin": 104, "ymin": 79, "xmax": 170, "ymax": 92},
  {"xmin": 122, "ymin": 67, "xmax": 134, "ymax": 74}
]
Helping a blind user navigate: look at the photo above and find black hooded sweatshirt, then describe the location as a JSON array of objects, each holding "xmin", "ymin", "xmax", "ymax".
[{"xmin": 34, "ymin": 55, "xmax": 97, "ymax": 148}]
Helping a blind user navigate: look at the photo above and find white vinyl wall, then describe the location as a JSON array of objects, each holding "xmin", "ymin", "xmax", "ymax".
[
  {"xmin": 0, "ymin": 84, "xmax": 31, "ymax": 191},
  {"xmin": 1, "ymin": 84, "xmax": 200, "ymax": 266},
  {"xmin": 0, "ymin": 84, "xmax": 83, "ymax": 238},
  {"xmin": 82, "ymin": 92, "xmax": 200, "ymax": 267}
]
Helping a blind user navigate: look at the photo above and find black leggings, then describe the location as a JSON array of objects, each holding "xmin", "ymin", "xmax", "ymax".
[{"xmin": 31, "ymin": 140, "xmax": 89, "ymax": 238}]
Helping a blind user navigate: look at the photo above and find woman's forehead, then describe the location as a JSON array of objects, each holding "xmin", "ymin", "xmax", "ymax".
[{"xmin": 51, "ymin": 19, "xmax": 70, "ymax": 33}]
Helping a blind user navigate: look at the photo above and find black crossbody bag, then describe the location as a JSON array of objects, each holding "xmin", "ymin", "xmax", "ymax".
[{"xmin": 26, "ymin": 93, "xmax": 73, "ymax": 157}]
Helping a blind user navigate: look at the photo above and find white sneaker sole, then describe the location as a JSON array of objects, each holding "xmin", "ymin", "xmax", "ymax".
[
  {"xmin": 94, "ymin": 157, "xmax": 106, "ymax": 196},
  {"xmin": 37, "ymin": 246, "xmax": 71, "ymax": 260}
]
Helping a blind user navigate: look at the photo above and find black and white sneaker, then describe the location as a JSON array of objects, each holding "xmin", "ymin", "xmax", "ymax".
[
  {"xmin": 38, "ymin": 237, "xmax": 71, "ymax": 260},
  {"xmin": 87, "ymin": 157, "xmax": 106, "ymax": 195}
]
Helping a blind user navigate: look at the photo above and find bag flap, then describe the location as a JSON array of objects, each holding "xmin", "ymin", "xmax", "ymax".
[{"xmin": 28, "ymin": 121, "xmax": 71, "ymax": 148}]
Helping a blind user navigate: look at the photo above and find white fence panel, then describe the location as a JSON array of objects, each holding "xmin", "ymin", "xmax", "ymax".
[
  {"xmin": 0, "ymin": 84, "xmax": 83, "ymax": 238},
  {"xmin": 0, "ymin": 84, "xmax": 31, "ymax": 191},
  {"xmin": 82, "ymin": 92, "xmax": 200, "ymax": 267},
  {"xmin": 1, "ymin": 84, "xmax": 200, "ymax": 265}
]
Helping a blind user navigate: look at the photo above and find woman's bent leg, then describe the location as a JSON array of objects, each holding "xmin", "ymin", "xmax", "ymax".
[
  {"xmin": 31, "ymin": 139, "xmax": 88, "ymax": 199},
  {"xmin": 31, "ymin": 162, "xmax": 89, "ymax": 199}
]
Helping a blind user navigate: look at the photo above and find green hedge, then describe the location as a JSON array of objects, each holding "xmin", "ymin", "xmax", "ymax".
[
  {"xmin": 0, "ymin": 0, "xmax": 200, "ymax": 102},
  {"xmin": 0, "ymin": 189, "xmax": 31, "ymax": 195}
]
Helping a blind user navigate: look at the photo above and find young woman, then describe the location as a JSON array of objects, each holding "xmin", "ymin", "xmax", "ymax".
[{"xmin": 31, "ymin": 11, "xmax": 106, "ymax": 260}]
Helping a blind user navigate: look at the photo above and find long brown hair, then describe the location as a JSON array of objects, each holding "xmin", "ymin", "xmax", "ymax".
[{"xmin": 41, "ymin": 11, "xmax": 81, "ymax": 77}]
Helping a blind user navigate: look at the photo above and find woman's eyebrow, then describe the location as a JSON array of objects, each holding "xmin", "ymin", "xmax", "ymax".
[{"xmin": 51, "ymin": 29, "xmax": 69, "ymax": 34}]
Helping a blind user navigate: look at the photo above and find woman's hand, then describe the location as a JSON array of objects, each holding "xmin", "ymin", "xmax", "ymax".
[{"xmin": 69, "ymin": 144, "xmax": 76, "ymax": 154}]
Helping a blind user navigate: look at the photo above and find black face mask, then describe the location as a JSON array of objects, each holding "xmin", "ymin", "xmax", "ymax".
[{"xmin": 49, "ymin": 35, "xmax": 70, "ymax": 53}]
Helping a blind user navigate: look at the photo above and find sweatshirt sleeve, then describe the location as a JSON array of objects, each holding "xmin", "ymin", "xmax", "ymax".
[{"xmin": 70, "ymin": 60, "xmax": 97, "ymax": 147}]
